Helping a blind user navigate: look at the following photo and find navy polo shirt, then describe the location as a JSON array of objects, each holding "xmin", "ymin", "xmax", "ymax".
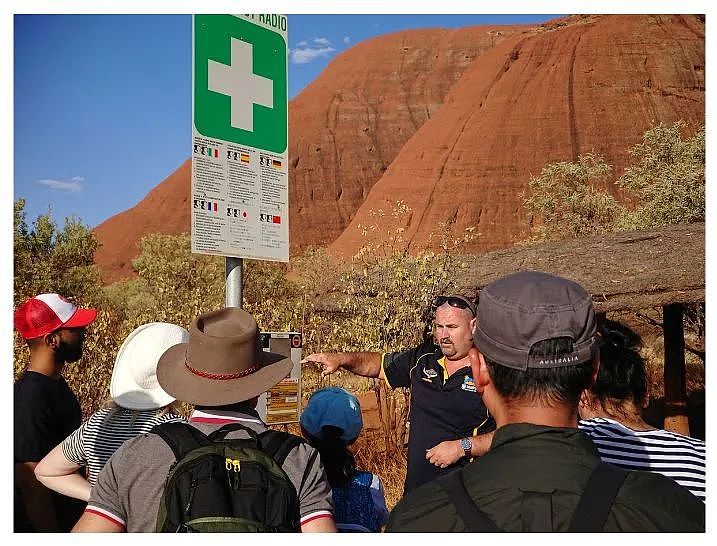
[{"xmin": 382, "ymin": 342, "xmax": 495, "ymax": 494}]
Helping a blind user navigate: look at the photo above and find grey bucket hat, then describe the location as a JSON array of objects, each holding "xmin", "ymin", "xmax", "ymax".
[{"xmin": 473, "ymin": 271, "xmax": 598, "ymax": 370}]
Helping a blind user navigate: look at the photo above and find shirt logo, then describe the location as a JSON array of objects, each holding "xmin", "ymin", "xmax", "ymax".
[
  {"xmin": 461, "ymin": 376, "xmax": 477, "ymax": 392},
  {"xmin": 422, "ymin": 367, "xmax": 438, "ymax": 379}
]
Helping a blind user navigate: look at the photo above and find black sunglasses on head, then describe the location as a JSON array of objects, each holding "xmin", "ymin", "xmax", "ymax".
[{"xmin": 434, "ymin": 295, "xmax": 476, "ymax": 316}]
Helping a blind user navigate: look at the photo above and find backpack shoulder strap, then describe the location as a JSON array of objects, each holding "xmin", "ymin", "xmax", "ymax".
[
  {"xmin": 151, "ymin": 421, "xmax": 211, "ymax": 460},
  {"xmin": 207, "ymin": 422, "xmax": 259, "ymax": 444},
  {"xmin": 568, "ymin": 462, "xmax": 629, "ymax": 532},
  {"xmin": 436, "ymin": 469, "xmax": 500, "ymax": 532},
  {"xmin": 259, "ymin": 430, "xmax": 305, "ymax": 466}
]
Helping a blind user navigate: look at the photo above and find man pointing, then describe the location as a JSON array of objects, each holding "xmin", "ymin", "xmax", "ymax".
[{"xmin": 302, "ymin": 295, "xmax": 494, "ymax": 494}]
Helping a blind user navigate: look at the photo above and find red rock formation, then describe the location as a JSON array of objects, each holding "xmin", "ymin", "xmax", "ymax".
[
  {"xmin": 94, "ymin": 14, "xmax": 704, "ymax": 283},
  {"xmin": 289, "ymin": 24, "xmax": 531, "ymax": 251},
  {"xmin": 329, "ymin": 14, "xmax": 705, "ymax": 257}
]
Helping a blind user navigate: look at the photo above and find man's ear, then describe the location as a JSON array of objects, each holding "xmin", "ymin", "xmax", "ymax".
[
  {"xmin": 470, "ymin": 317, "xmax": 477, "ymax": 336},
  {"xmin": 579, "ymin": 389, "xmax": 591, "ymax": 409},
  {"xmin": 43, "ymin": 331, "xmax": 60, "ymax": 350},
  {"xmin": 469, "ymin": 348, "xmax": 490, "ymax": 391}
]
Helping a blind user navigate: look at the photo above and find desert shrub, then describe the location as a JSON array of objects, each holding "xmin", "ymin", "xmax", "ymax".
[
  {"xmin": 524, "ymin": 121, "xmax": 704, "ymax": 240},
  {"xmin": 616, "ymin": 121, "xmax": 705, "ymax": 230},
  {"xmin": 313, "ymin": 202, "xmax": 475, "ymax": 353},
  {"xmin": 13, "ymin": 199, "xmax": 101, "ymax": 305},
  {"xmin": 127, "ymin": 233, "xmax": 224, "ymax": 327},
  {"xmin": 523, "ymin": 153, "xmax": 620, "ymax": 240},
  {"xmin": 242, "ymin": 259, "xmax": 304, "ymax": 332}
]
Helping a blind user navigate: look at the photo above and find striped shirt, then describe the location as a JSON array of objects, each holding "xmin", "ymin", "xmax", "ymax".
[
  {"xmin": 62, "ymin": 407, "xmax": 184, "ymax": 485},
  {"xmin": 579, "ymin": 417, "xmax": 705, "ymax": 501}
]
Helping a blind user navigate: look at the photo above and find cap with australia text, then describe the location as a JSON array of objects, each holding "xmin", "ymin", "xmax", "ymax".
[{"xmin": 473, "ymin": 271, "xmax": 598, "ymax": 370}]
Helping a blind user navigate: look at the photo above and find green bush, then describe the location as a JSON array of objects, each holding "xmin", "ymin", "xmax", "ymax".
[
  {"xmin": 617, "ymin": 121, "xmax": 705, "ymax": 230},
  {"xmin": 524, "ymin": 121, "xmax": 705, "ymax": 240},
  {"xmin": 523, "ymin": 153, "xmax": 620, "ymax": 240}
]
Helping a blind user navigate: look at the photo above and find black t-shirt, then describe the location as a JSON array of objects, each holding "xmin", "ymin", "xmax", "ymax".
[
  {"xmin": 383, "ymin": 342, "xmax": 495, "ymax": 494},
  {"xmin": 14, "ymin": 370, "xmax": 85, "ymax": 531}
]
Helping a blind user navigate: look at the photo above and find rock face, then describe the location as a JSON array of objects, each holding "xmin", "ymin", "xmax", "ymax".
[
  {"xmin": 288, "ymin": 24, "xmax": 531, "ymax": 251},
  {"xmin": 329, "ymin": 14, "xmax": 705, "ymax": 257},
  {"xmin": 94, "ymin": 14, "xmax": 704, "ymax": 283}
]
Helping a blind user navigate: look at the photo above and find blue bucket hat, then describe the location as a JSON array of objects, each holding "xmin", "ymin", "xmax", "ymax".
[{"xmin": 300, "ymin": 387, "xmax": 363, "ymax": 444}]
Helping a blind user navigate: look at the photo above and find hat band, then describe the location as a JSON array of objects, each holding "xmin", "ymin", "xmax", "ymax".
[{"xmin": 185, "ymin": 360, "xmax": 259, "ymax": 380}]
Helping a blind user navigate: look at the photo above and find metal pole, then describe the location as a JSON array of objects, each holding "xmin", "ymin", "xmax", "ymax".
[{"xmin": 225, "ymin": 257, "xmax": 243, "ymax": 308}]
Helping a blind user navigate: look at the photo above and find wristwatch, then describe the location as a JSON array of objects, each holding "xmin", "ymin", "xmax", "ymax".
[{"xmin": 460, "ymin": 437, "xmax": 472, "ymax": 458}]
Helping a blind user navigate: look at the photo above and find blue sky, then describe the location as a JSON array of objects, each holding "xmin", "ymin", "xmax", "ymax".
[{"xmin": 13, "ymin": 14, "xmax": 561, "ymax": 229}]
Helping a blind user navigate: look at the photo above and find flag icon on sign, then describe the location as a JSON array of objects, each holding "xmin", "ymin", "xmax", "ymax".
[
  {"xmin": 240, "ymin": 153, "xmax": 250, "ymax": 163},
  {"xmin": 272, "ymin": 159, "xmax": 282, "ymax": 170}
]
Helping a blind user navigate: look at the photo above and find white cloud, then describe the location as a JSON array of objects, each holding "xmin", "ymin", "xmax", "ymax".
[
  {"xmin": 343, "ymin": 36, "xmax": 351, "ymax": 44},
  {"xmin": 37, "ymin": 176, "xmax": 84, "ymax": 193},
  {"xmin": 296, "ymin": 40, "xmax": 308, "ymax": 47},
  {"xmin": 313, "ymin": 37, "xmax": 331, "ymax": 46},
  {"xmin": 289, "ymin": 46, "xmax": 336, "ymax": 64}
]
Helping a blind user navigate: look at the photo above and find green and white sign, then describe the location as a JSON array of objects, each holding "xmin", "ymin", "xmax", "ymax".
[{"xmin": 191, "ymin": 14, "xmax": 289, "ymax": 262}]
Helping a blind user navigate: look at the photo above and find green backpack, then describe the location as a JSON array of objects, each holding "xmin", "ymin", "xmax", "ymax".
[{"xmin": 151, "ymin": 421, "xmax": 303, "ymax": 532}]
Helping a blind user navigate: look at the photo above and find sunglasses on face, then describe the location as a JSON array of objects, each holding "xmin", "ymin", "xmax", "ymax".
[{"xmin": 434, "ymin": 295, "xmax": 476, "ymax": 317}]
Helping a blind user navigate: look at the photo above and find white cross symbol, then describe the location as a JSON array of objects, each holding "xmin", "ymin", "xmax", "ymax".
[{"xmin": 208, "ymin": 38, "xmax": 273, "ymax": 132}]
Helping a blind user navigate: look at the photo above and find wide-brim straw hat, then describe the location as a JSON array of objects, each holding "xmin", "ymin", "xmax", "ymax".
[
  {"xmin": 110, "ymin": 322, "xmax": 189, "ymax": 410},
  {"xmin": 157, "ymin": 307, "xmax": 292, "ymax": 406}
]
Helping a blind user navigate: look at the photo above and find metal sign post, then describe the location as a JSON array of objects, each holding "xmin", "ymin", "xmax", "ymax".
[
  {"xmin": 191, "ymin": 14, "xmax": 289, "ymax": 307},
  {"xmin": 225, "ymin": 257, "xmax": 243, "ymax": 308}
]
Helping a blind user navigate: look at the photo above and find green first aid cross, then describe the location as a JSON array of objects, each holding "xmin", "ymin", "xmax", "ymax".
[{"xmin": 194, "ymin": 15, "xmax": 287, "ymax": 153}]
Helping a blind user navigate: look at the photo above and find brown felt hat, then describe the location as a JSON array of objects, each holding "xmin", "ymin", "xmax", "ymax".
[{"xmin": 156, "ymin": 307, "xmax": 292, "ymax": 406}]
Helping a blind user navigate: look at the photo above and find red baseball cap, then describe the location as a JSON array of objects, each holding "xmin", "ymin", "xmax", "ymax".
[{"xmin": 14, "ymin": 293, "xmax": 97, "ymax": 340}]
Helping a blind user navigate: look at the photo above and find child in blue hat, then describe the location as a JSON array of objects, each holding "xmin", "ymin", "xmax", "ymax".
[{"xmin": 300, "ymin": 387, "xmax": 389, "ymax": 532}]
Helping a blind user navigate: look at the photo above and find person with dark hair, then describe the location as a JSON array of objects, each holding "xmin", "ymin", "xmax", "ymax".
[
  {"xmin": 302, "ymin": 294, "xmax": 494, "ymax": 494},
  {"xmin": 387, "ymin": 271, "xmax": 704, "ymax": 532},
  {"xmin": 578, "ymin": 320, "xmax": 705, "ymax": 501},
  {"xmin": 14, "ymin": 293, "xmax": 97, "ymax": 532},
  {"xmin": 300, "ymin": 387, "xmax": 389, "ymax": 532}
]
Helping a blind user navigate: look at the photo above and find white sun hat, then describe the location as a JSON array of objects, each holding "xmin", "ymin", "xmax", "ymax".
[{"xmin": 110, "ymin": 322, "xmax": 189, "ymax": 410}]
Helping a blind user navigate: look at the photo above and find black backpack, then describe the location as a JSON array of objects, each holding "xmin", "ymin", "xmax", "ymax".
[
  {"xmin": 436, "ymin": 462, "xmax": 629, "ymax": 532},
  {"xmin": 151, "ymin": 421, "xmax": 303, "ymax": 532}
]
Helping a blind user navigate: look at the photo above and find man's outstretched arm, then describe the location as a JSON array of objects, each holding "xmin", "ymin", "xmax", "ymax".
[{"xmin": 301, "ymin": 352, "xmax": 383, "ymax": 379}]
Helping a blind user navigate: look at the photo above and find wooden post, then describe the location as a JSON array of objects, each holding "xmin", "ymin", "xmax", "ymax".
[{"xmin": 663, "ymin": 303, "xmax": 689, "ymax": 435}]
